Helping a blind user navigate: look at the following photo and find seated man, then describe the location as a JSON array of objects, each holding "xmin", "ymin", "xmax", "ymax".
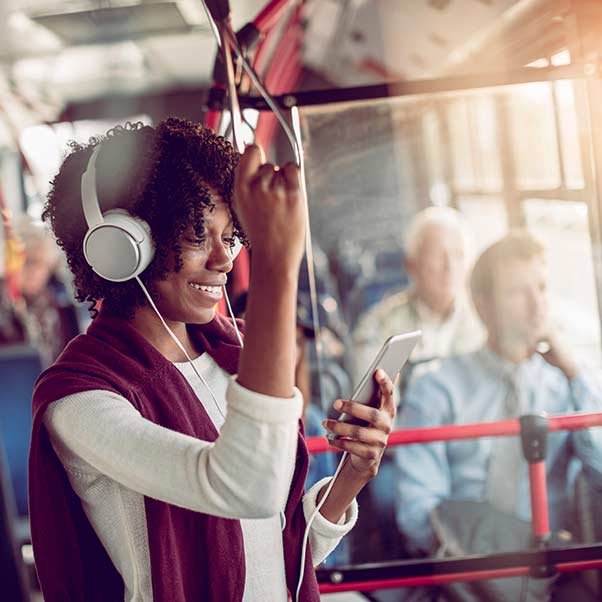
[
  {"xmin": 394, "ymin": 231, "xmax": 602, "ymax": 597},
  {"xmin": 351, "ymin": 206, "xmax": 483, "ymax": 390}
]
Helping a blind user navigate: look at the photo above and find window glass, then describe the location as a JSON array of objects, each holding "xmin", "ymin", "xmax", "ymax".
[{"xmin": 297, "ymin": 78, "xmax": 602, "ymax": 572}]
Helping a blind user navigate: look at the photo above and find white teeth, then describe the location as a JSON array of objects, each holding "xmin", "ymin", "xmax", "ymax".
[{"xmin": 189, "ymin": 283, "xmax": 222, "ymax": 293}]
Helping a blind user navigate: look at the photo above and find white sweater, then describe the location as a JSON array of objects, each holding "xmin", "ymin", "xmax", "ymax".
[{"xmin": 43, "ymin": 352, "xmax": 357, "ymax": 602}]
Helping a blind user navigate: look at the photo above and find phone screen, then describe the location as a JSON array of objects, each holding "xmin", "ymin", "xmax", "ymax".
[{"xmin": 339, "ymin": 331, "xmax": 421, "ymax": 425}]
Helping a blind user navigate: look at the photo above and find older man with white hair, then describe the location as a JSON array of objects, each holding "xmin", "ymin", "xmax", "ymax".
[{"xmin": 351, "ymin": 206, "xmax": 484, "ymax": 388}]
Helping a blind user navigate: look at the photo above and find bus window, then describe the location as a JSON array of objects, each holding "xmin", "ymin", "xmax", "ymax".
[
  {"xmin": 523, "ymin": 198, "xmax": 601, "ymax": 368},
  {"xmin": 297, "ymin": 75, "xmax": 602, "ymax": 571},
  {"xmin": 507, "ymin": 82, "xmax": 562, "ymax": 189}
]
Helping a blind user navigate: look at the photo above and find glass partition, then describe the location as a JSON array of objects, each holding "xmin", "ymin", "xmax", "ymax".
[{"xmin": 296, "ymin": 77, "xmax": 602, "ymax": 573}]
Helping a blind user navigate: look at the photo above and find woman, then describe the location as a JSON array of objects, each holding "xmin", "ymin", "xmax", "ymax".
[{"xmin": 28, "ymin": 119, "xmax": 396, "ymax": 601}]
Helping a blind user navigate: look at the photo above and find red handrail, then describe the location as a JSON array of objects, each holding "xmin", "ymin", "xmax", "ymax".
[
  {"xmin": 318, "ymin": 559, "xmax": 602, "ymax": 593},
  {"xmin": 309, "ymin": 410, "xmax": 602, "ymax": 593},
  {"xmin": 306, "ymin": 412, "xmax": 602, "ymax": 454}
]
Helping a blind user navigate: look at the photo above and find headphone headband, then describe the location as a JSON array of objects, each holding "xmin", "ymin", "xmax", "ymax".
[
  {"xmin": 81, "ymin": 143, "xmax": 156, "ymax": 282},
  {"xmin": 81, "ymin": 146, "xmax": 104, "ymax": 229}
]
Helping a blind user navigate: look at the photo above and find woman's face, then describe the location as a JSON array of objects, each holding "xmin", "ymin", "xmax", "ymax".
[{"xmin": 151, "ymin": 199, "xmax": 235, "ymax": 325}]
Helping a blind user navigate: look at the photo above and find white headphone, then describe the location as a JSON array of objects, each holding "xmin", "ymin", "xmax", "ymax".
[
  {"xmin": 81, "ymin": 143, "xmax": 242, "ymax": 282},
  {"xmin": 81, "ymin": 145, "xmax": 155, "ymax": 282}
]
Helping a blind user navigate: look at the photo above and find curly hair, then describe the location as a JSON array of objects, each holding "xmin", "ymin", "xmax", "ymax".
[{"xmin": 43, "ymin": 118, "xmax": 246, "ymax": 319}]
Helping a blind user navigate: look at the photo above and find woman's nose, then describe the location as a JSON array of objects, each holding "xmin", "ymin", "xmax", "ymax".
[{"xmin": 207, "ymin": 239, "xmax": 234, "ymax": 272}]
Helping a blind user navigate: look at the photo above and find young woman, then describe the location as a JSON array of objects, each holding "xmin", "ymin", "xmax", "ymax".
[{"xmin": 28, "ymin": 118, "xmax": 396, "ymax": 602}]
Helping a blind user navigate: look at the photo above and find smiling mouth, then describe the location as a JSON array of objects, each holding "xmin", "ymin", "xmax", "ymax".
[{"xmin": 188, "ymin": 283, "xmax": 223, "ymax": 295}]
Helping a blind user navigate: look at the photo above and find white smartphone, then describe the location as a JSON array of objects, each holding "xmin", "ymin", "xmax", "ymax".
[{"xmin": 339, "ymin": 330, "xmax": 422, "ymax": 425}]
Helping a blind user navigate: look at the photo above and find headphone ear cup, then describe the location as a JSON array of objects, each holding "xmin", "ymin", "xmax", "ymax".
[{"xmin": 83, "ymin": 210, "xmax": 155, "ymax": 282}]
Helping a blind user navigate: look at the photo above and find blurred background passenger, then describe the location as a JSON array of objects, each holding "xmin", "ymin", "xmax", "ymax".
[
  {"xmin": 394, "ymin": 231, "xmax": 602, "ymax": 601},
  {"xmin": 348, "ymin": 207, "xmax": 484, "ymax": 565},
  {"xmin": 352, "ymin": 206, "xmax": 483, "ymax": 393},
  {"xmin": 0, "ymin": 277, "xmax": 27, "ymax": 345},
  {"xmin": 0, "ymin": 217, "xmax": 27, "ymax": 345},
  {"xmin": 13, "ymin": 216, "xmax": 80, "ymax": 366}
]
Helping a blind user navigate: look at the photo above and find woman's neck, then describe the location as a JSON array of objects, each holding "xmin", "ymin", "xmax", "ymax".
[{"xmin": 130, "ymin": 307, "xmax": 200, "ymax": 362}]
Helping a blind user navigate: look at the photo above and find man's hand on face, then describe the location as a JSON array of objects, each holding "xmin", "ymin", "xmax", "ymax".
[{"xmin": 537, "ymin": 330, "xmax": 580, "ymax": 381}]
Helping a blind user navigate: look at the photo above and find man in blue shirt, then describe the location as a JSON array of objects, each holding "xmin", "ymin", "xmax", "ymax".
[{"xmin": 394, "ymin": 231, "xmax": 602, "ymax": 561}]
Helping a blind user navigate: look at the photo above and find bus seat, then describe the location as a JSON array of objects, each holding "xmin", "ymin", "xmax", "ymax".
[
  {"xmin": 0, "ymin": 433, "xmax": 31, "ymax": 601},
  {"xmin": 0, "ymin": 344, "xmax": 42, "ymax": 525}
]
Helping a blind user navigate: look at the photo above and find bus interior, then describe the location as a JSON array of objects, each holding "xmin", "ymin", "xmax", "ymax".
[{"xmin": 1, "ymin": 1, "xmax": 602, "ymax": 600}]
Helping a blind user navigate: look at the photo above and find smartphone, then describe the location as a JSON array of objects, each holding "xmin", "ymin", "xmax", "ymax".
[{"xmin": 339, "ymin": 331, "xmax": 422, "ymax": 425}]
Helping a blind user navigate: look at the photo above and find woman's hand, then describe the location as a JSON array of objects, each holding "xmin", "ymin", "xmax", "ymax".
[
  {"xmin": 323, "ymin": 369, "xmax": 396, "ymax": 480},
  {"xmin": 233, "ymin": 145, "xmax": 304, "ymax": 398},
  {"xmin": 233, "ymin": 144, "xmax": 305, "ymax": 274}
]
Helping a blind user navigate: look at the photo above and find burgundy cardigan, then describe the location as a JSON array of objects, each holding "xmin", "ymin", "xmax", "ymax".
[{"xmin": 29, "ymin": 311, "xmax": 320, "ymax": 601}]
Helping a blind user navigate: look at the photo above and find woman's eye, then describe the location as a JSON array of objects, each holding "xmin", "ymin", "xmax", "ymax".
[
  {"xmin": 186, "ymin": 237, "xmax": 206, "ymax": 246},
  {"xmin": 223, "ymin": 237, "xmax": 236, "ymax": 248}
]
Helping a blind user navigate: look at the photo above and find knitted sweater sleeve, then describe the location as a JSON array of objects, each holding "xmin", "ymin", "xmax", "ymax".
[{"xmin": 44, "ymin": 377, "xmax": 302, "ymax": 520}]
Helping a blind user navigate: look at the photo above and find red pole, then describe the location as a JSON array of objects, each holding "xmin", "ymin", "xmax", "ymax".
[
  {"xmin": 317, "ymin": 558, "xmax": 602, "ymax": 593},
  {"xmin": 548, "ymin": 412, "xmax": 602, "ymax": 432},
  {"xmin": 204, "ymin": 108, "xmax": 222, "ymax": 133},
  {"xmin": 388, "ymin": 418, "xmax": 521, "ymax": 446},
  {"xmin": 529, "ymin": 462, "xmax": 550, "ymax": 539},
  {"xmin": 320, "ymin": 567, "xmax": 529, "ymax": 593},
  {"xmin": 305, "ymin": 412, "xmax": 602, "ymax": 454},
  {"xmin": 253, "ymin": 0, "xmax": 294, "ymax": 33},
  {"xmin": 253, "ymin": 5, "xmax": 302, "ymax": 149}
]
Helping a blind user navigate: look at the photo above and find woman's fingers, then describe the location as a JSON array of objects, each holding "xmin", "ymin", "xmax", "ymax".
[
  {"xmin": 250, "ymin": 163, "xmax": 278, "ymax": 192},
  {"xmin": 327, "ymin": 437, "xmax": 382, "ymax": 462},
  {"xmin": 375, "ymin": 368, "xmax": 396, "ymax": 417},
  {"xmin": 326, "ymin": 370, "xmax": 397, "ymax": 480},
  {"xmin": 235, "ymin": 147, "xmax": 299, "ymax": 192},
  {"xmin": 333, "ymin": 398, "xmax": 392, "ymax": 433},
  {"xmin": 281, "ymin": 162, "xmax": 301, "ymax": 193},
  {"xmin": 258, "ymin": 163, "xmax": 301, "ymax": 199},
  {"xmin": 236, "ymin": 150, "xmax": 301, "ymax": 201},
  {"xmin": 231, "ymin": 144, "xmax": 305, "ymax": 268},
  {"xmin": 234, "ymin": 144, "xmax": 264, "ymax": 193},
  {"xmin": 322, "ymin": 419, "xmax": 388, "ymax": 447}
]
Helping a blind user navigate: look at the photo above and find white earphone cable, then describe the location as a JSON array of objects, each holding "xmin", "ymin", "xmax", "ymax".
[
  {"xmin": 295, "ymin": 451, "xmax": 349, "ymax": 602},
  {"xmin": 135, "ymin": 276, "xmax": 226, "ymax": 421},
  {"xmin": 223, "ymin": 284, "xmax": 245, "ymax": 348}
]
